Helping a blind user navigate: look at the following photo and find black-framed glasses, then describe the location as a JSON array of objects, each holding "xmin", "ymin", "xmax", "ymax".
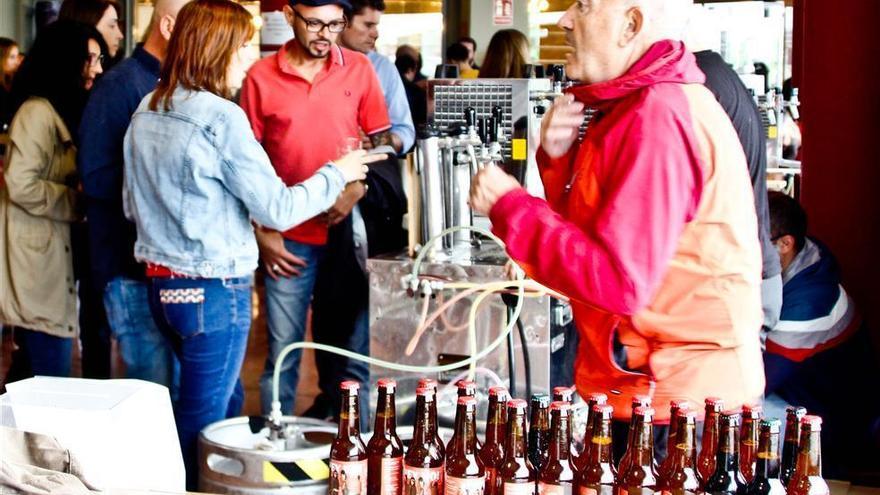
[
  {"xmin": 292, "ymin": 9, "xmax": 346, "ymax": 33},
  {"xmin": 87, "ymin": 52, "xmax": 104, "ymax": 67}
]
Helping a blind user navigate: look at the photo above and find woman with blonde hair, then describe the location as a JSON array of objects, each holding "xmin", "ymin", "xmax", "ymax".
[
  {"xmin": 479, "ymin": 29, "xmax": 530, "ymax": 78},
  {"xmin": 123, "ymin": 0, "xmax": 384, "ymax": 486}
]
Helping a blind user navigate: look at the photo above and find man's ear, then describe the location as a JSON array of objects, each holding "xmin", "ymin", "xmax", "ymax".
[
  {"xmin": 283, "ymin": 5, "xmax": 295, "ymax": 25},
  {"xmin": 778, "ymin": 234, "xmax": 797, "ymax": 256},
  {"xmin": 620, "ymin": 6, "xmax": 644, "ymax": 46},
  {"xmin": 159, "ymin": 14, "xmax": 176, "ymax": 41}
]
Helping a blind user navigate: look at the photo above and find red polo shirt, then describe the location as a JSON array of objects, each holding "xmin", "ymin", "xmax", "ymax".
[{"xmin": 240, "ymin": 42, "xmax": 391, "ymax": 245}]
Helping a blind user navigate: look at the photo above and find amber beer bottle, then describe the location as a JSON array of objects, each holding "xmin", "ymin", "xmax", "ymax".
[
  {"xmin": 616, "ymin": 406, "xmax": 658, "ymax": 495},
  {"xmin": 367, "ymin": 379, "xmax": 404, "ymax": 495},
  {"xmin": 703, "ymin": 411, "xmax": 746, "ymax": 495},
  {"xmin": 656, "ymin": 409, "xmax": 699, "ymax": 495},
  {"xmin": 446, "ymin": 396, "xmax": 486, "ymax": 494},
  {"xmin": 616, "ymin": 395, "xmax": 652, "ymax": 478},
  {"xmin": 740, "ymin": 404, "xmax": 763, "ymax": 484},
  {"xmin": 496, "ymin": 399, "xmax": 535, "ymax": 495},
  {"xmin": 577, "ymin": 404, "xmax": 616, "ymax": 495},
  {"xmin": 696, "ymin": 397, "xmax": 724, "ymax": 485},
  {"xmin": 329, "ymin": 381, "xmax": 368, "ymax": 495},
  {"xmin": 404, "ymin": 387, "xmax": 446, "ymax": 495},
  {"xmin": 553, "ymin": 386, "xmax": 574, "ymax": 404},
  {"xmin": 576, "ymin": 393, "xmax": 609, "ymax": 472},
  {"xmin": 538, "ymin": 402, "xmax": 576, "ymax": 493},
  {"xmin": 529, "ymin": 394, "xmax": 552, "ymax": 471},
  {"xmin": 787, "ymin": 416, "xmax": 829, "ymax": 495},
  {"xmin": 457, "ymin": 380, "xmax": 478, "ymax": 398},
  {"xmin": 780, "ymin": 406, "xmax": 807, "ymax": 488},
  {"xmin": 658, "ymin": 400, "xmax": 692, "ymax": 480},
  {"xmin": 744, "ymin": 419, "xmax": 785, "ymax": 495},
  {"xmin": 479, "ymin": 387, "xmax": 509, "ymax": 495}
]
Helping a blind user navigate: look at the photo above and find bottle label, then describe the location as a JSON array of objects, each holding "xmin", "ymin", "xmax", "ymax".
[
  {"xmin": 403, "ymin": 465, "xmax": 445, "ymax": 495},
  {"xmin": 380, "ymin": 456, "xmax": 403, "ymax": 495},
  {"xmin": 329, "ymin": 459, "xmax": 368, "ymax": 495},
  {"xmin": 503, "ymin": 481, "xmax": 535, "ymax": 495},
  {"xmin": 538, "ymin": 481, "xmax": 573, "ymax": 494},
  {"xmin": 445, "ymin": 475, "xmax": 486, "ymax": 495},
  {"xmin": 580, "ymin": 489, "xmax": 597, "ymax": 495}
]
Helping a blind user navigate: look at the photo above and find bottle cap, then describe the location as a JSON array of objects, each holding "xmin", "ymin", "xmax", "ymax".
[
  {"xmin": 632, "ymin": 395, "xmax": 652, "ymax": 407},
  {"xmin": 457, "ymin": 380, "xmax": 477, "ymax": 395},
  {"xmin": 633, "ymin": 406, "xmax": 655, "ymax": 419},
  {"xmin": 418, "ymin": 378, "xmax": 439, "ymax": 391},
  {"xmin": 800, "ymin": 415, "xmax": 823, "ymax": 430},
  {"xmin": 416, "ymin": 387, "xmax": 435, "ymax": 399},
  {"xmin": 377, "ymin": 378, "xmax": 397, "ymax": 390},
  {"xmin": 531, "ymin": 393, "xmax": 550, "ymax": 407},
  {"xmin": 677, "ymin": 408, "xmax": 698, "ymax": 421},
  {"xmin": 507, "ymin": 399, "xmax": 528, "ymax": 411},
  {"xmin": 593, "ymin": 403, "xmax": 614, "ymax": 416},
  {"xmin": 458, "ymin": 396, "xmax": 478, "ymax": 407},
  {"xmin": 705, "ymin": 397, "xmax": 724, "ymax": 407},
  {"xmin": 587, "ymin": 392, "xmax": 608, "ymax": 404},
  {"xmin": 340, "ymin": 381, "xmax": 360, "ymax": 391},
  {"xmin": 786, "ymin": 405, "xmax": 807, "ymax": 416},
  {"xmin": 721, "ymin": 410, "xmax": 742, "ymax": 425},
  {"xmin": 742, "ymin": 403, "xmax": 763, "ymax": 419},
  {"xmin": 760, "ymin": 418, "xmax": 782, "ymax": 433},
  {"xmin": 670, "ymin": 400, "xmax": 692, "ymax": 413},
  {"xmin": 549, "ymin": 401, "xmax": 571, "ymax": 413},
  {"xmin": 553, "ymin": 386, "xmax": 573, "ymax": 398},
  {"xmin": 489, "ymin": 386, "xmax": 509, "ymax": 398}
]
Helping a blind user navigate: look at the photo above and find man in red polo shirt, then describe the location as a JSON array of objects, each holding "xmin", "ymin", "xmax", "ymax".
[{"xmin": 239, "ymin": 0, "xmax": 391, "ymax": 416}]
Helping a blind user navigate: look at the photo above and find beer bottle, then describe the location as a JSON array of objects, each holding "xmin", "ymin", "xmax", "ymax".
[
  {"xmin": 496, "ymin": 399, "xmax": 535, "ymax": 495},
  {"xmin": 553, "ymin": 386, "xmax": 574, "ymax": 404},
  {"xmin": 576, "ymin": 392, "xmax": 609, "ymax": 472},
  {"xmin": 529, "ymin": 394, "xmax": 552, "ymax": 471},
  {"xmin": 329, "ymin": 381, "xmax": 368, "ymax": 495},
  {"xmin": 740, "ymin": 404, "xmax": 763, "ymax": 484},
  {"xmin": 538, "ymin": 402, "xmax": 576, "ymax": 493},
  {"xmin": 702, "ymin": 411, "xmax": 746, "ymax": 495},
  {"xmin": 616, "ymin": 406, "xmax": 658, "ymax": 495},
  {"xmin": 616, "ymin": 395, "xmax": 652, "ymax": 478},
  {"xmin": 658, "ymin": 400, "xmax": 692, "ymax": 480},
  {"xmin": 419, "ymin": 378, "xmax": 439, "ymax": 392},
  {"xmin": 457, "ymin": 380, "xmax": 477, "ymax": 398},
  {"xmin": 416, "ymin": 378, "xmax": 445, "ymax": 451},
  {"xmin": 446, "ymin": 396, "xmax": 486, "ymax": 494},
  {"xmin": 367, "ymin": 379, "xmax": 404, "ymax": 495},
  {"xmin": 787, "ymin": 416, "xmax": 829, "ymax": 495},
  {"xmin": 404, "ymin": 387, "xmax": 446, "ymax": 495},
  {"xmin": 656, "ymin": 409, "xmax": 699, "ymax": 495},
  {"xmin": 696, "ymin": 397, "xmax": 724, "ymax": 485},
  {"xmin": 744, "ymin": 419, "xmax": 785, "ymax": 495},
  {"xmin": 780, "ymin": 406, "xmax": 807, "ymax": 488},
  {"xmin": 577, "ymin": 404, "xmax": 616, "ymax": 495},
  {"xmin": 480, "ymin": 387, "xmax": 509, "ymax": 495}
]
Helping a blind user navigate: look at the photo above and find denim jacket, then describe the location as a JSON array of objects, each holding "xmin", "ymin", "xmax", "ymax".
[{"xmin": 123, "ymin": 88, "xmax": 345, "ymax": 278}]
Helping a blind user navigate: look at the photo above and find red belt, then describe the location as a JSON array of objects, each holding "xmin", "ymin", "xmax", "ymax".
[{"xmin": 145, "ymin": 263, "xmax": 193, "ymax": 278}]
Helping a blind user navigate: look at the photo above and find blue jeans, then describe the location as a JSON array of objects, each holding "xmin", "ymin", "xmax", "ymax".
[
  {"xmin": 148, "ymin": 276, "xmax": 252, "ymax": 490},
  {"xmin": 104, "ymin": 277, "xmax": 178, "ymax": 396},
  {"xmin": 259, "ymin": 239, "xmax": 325, "ymax": 415},
  {"xmin": 4, "ymin": 328, "xmax": 73, "ymax": 384}
]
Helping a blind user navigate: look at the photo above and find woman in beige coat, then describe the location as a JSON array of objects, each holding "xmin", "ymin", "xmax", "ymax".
[{"xmin": 0, "ymin": 21, "xmax": 105, "ymax": 383}]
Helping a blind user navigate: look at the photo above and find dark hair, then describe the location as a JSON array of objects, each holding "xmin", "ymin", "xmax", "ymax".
[
  {"xmin": 59, "ymin": 0, "xmax": 122, "ymax": 27},
  {"xmin": 344, "ymin": 0, "xmax": 385, "ymax": 18},
  {"xmin": 395, "ymin": 53, "xmax": 417, "ymax": 75},
  {"xmin": 151, "ymin": 0, "xmax": 254, "ymax": 111},
  {"xmin": 479, "ymin": 29, "xmax": 529, "ymax": 78},
  {"xmin": 446, "ymin": 42, "xmax": 469, "ymax": 64},
  {"xmin": 0, "ymin": 37, "xmax": 18, "ymax": 90},
  {"xmin": 8, "ymin": 21, "xmax": 106, "ymax": 140},
  {"xmin": 769, "ymin": 191, "xmax": 807, "ymax": 252},
  {"xmin": 458, "ymin": 36, "xmax": 476, "ymax": 51}
]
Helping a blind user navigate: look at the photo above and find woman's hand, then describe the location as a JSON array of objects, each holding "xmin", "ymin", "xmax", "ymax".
[{"xmin": 331, "ymin": 149, "xmax": 387, "ymax": 183}]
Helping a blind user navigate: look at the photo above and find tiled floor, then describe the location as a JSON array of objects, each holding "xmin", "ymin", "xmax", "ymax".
[{"xmin": 0, "ymin": 281, "xmax": 321, "ymax": 417}]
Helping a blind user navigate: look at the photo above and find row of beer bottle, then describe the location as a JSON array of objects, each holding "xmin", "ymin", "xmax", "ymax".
[{"xmin": 328, "ymin": 380, "xmax": 826, "ymax": 495}]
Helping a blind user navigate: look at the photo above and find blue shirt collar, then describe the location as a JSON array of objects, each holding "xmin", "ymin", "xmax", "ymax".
[{"xmin": 132, "ymin": 44, "xmax": 161, "ymax": 78}]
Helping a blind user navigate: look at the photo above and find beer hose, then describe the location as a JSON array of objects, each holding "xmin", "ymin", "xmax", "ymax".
[{"xmin": 269, "ymin": 226, "xmax": 553, "ymax": 427}]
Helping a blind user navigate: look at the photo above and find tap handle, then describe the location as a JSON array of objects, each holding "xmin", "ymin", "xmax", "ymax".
[
  {"xmin": 465, "ymin": 107, "xmax": 477, "ymax": 128},
  {"xmin": 477, "ymin": 118, "xmax": 487, "ymax": 144},
  {"xmin": 486, "ymin": 117, "xmax": 498, "ymax": 145}
]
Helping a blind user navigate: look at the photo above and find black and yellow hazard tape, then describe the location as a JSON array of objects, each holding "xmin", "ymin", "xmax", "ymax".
[{"xmin": 262, "ymin": 458, "xmax": 330, "ymax": 483}]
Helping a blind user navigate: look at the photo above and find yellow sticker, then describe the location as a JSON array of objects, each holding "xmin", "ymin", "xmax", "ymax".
[
  {"xmin": 512, "ymin": 138, "xmax": 527, "ymax": 160},
  {"xmin": 768, "ymin": 126, "xmax": 778, "ymax": 139},
  {"xmin": 263, "ymin": 461, "xmax": 288, "ymax": 483},
  {"xmin": 297, "ymin": 459, "xmax": 330, "ymax": 480}
]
